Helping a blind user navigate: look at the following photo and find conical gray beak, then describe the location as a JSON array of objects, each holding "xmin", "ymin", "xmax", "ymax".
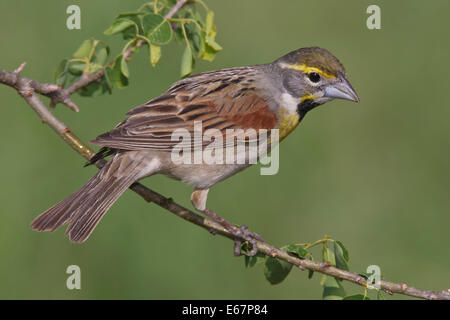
[{"xmin": 324, "ymin": 73, "xmax": 360, "ymax": 102}]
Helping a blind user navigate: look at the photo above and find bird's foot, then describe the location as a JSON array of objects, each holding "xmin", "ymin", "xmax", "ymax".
[
  {"xmin": 202, "ymin": 208, "xmax": 262, "ymax": 257},
  {"xmin": 231, "ymin": 224, "xmax": 264, "ymax": 257}
]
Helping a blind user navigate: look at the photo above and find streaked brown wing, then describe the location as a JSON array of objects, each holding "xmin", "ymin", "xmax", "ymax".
[{"xmin": 91, "ymin": 67, "xmax": 277, "ymax": 151}]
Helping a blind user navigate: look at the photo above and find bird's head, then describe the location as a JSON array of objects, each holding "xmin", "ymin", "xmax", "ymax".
[{"xmin": 274, "ymin": 47, "xmax": 359, "ymax": 117}]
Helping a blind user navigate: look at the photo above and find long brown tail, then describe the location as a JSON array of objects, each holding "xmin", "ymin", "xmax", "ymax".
[{"xmin": 31, "ymin": 153, "xmax": 147, "ymax": 242}]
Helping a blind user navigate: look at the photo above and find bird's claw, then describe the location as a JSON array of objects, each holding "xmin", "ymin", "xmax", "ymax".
[
  {"xmin": 199, "ymin": 208, "xmax": 262, "ymax": 257},
  {"xmin": 232, "ymin": 224, "xmax": 263, "ymax": 257}
]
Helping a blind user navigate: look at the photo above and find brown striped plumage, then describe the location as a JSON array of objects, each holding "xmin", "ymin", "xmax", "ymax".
[{"xmin": 92, "ymin": 66, "xmax": 276, "ymax": 151}]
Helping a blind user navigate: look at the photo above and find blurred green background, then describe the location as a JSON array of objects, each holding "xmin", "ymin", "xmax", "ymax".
[{"xmin": 0, "ymin": 0, "xmax": 449, "ymax": 300}]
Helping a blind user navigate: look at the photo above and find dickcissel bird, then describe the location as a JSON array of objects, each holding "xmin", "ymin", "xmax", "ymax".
[{"xmin": 31, "ymin": 47, "xmax": 359, "ymax": 255}]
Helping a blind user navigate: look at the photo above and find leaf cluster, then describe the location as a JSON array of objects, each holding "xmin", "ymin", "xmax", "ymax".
[
  {"xmin": 55, "ymin": 0, "xmax": 222, "ymax": 97},
  {"xmin": 243, "ymin": 236, "xmax": 386, "ymax": 300}
]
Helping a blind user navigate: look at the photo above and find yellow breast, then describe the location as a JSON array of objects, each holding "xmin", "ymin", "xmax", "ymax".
[{"xmin": 276, "ymin": 109, "xmax": 300, "ymax": 141}]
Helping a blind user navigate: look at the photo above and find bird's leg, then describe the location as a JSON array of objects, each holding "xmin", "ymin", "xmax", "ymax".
[{"xmin": 191, "ymin": 189, "xmax": 263, "ymax": 256}]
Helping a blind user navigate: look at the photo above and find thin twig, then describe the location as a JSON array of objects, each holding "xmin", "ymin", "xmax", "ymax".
[
  {"xmin": 48, "ymin": 69, "xmax": 105, "ymax": 111},
  {"xmin": 1, "ymin": 63, "xmax": 450, "ymax": 300},
  {"xmin": 165, "ymin": 0, "xmax": 189, "ymax": 19}
]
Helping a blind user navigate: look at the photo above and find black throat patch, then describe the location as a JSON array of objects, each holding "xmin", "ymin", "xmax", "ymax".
[{"xmin": 297, "ymin": 99, "xmax": 320, "ymax": 119}]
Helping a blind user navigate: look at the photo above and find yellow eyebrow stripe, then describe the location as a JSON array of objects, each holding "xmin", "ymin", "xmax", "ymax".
[{"xmin": 280, "ymin": 63, "xmax": 335, "ymax": 79}]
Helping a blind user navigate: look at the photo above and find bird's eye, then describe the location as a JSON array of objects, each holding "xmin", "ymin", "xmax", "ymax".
[{"xmin": 308, "ymin": 72, "xmax": 321, "ymax": 83}]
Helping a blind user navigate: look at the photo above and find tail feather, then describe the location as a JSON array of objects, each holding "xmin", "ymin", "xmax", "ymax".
[
  {"xmin": 65, "ymin": 172, "xmax": 138, "ymax": 242},
  {"xmin": 31, "ymin": 176, "xmax": 100, "ymax": 232},
  {"xmin": 31, "ymin": 153, "xmax": 150, "ymax": 242}
]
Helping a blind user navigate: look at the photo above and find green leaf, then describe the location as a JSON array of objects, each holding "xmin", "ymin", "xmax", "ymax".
[
  {"xmin": 282, "ymin": 244, "xmax": 308, "ymax": 258},
  {"xmin": 205, "ymin": 35, "xmax": 222, "ymax": 51},
  {"xmin": 198, "ymin": 30, "xmax": 222, "ymax": 62},
  {"xmin": 182, "ymin": 7, "xmax": 204, "ymax": 28},
  {"xmin": 65, "ymin": 73, "xmax": 78, "ymax": 87},
  {"xmin": 102, "ymin": 69, "xmax": 112, "ymax": 94},
  {"xmin": 322, "ymin": 246, "xmax": 336, "ymax": 266},
  {"xmin": 78, "ymin": 81, "xmax": 102, "ymax": 97},
  {"xmin": 89, "ymin": 63, "xmax": 104, "ymax": 73},
  {"xmin": 104, "ymin": 18, "xmax": 137, "ymax": 35},
  {"xmin": 333, "ymin": 242, "xmax": 349, "ymax": 271},
  {"xmin": 205, "ymin": 11, "xmax": 214, "ymax": 35},
  {"xmin": 116, "ymin": 12, "xmax": 144, "ymax": 37},
  {"xmin": 192, "ymin": 31, "xmax": 204, "ymax": 57},
  {"xmin": 95, "ymin": 47, "xmax": 109, "ymax": 66},
  {"xmin": 68, "ymin": 61, "xmax": 87, "ymax": 75},
  {"xmin": 79, "ymin": 71, "xmax": 110, "ymax": 97},
  {"xmin": 180, "ymin": 44, "xmax": 194, "ymax": 78},
  {"xmin": 199, "ymin": 44, "xmax": 218, "ymax": 62},
  {"xmin": 198, "ymin": 10, "xmax": 222, "ymax": 62},
  {"xmin": 142, "ymin": 13, "xmax": 172, "ymax": 45},
  {"xmin": 320, "ymin": 274, "xmax": 327, "ymax": 287},
  {"xmin": 54, "ymin": 59, "xmax": 69, "ymax": 87},
  {"xmin": 73, "ymin": 39, "xmax": 93, "ymax": 59},
  {"xmin": 140, "ymin": 36, "xmax": 162, "ymax": 67},
  {"xmin": 173, "ymin": 24, "xmax": 185, "ymax": 42},
  {"xmin": 343, "ymin": 294, "xmax": 370, "ymax": 300},
  {"xmin": 123, "ymin": 26, "xmax": 138, "ymax": 40},
  {"xmin": 322, "ymin": 276, "xmax": 346, "ymax": 300},
  {"xmin": 149, "ymin": 43, "xmax": 161, "ymax": 67},
  {"xmin": 335, "ymin": 240, "xmax": 349, "ymax": 262},
  {"xmin": 306, "ymin": 256, "xmax": 314, "ymax": 279},
  {"xmin": 244, "ymin": 252, "xmax": 266, "ymax": 268},
  {"xmin": 161, "ymin": 0, "xmax": 177, "ymax": 7},
  {"xmin": 320, "ymin": 244, "xmax": 346, "ymax": 299},
  {"xmin": 120, "ymin": 56, "xmax": 129, "ymax": 78},
  {"xmin": 139, "ymin": 4, "xmax": 156, "ymax": 14},
  {"xmin": 109, "ymin": 57, "xmax": 128, "ymax": 88},
  {"xmin": 264, "ymin": 256, "xmax": 293, "ymax": 285},
  {"xmin": 116, "ymin": 12, "xmax": 146, "ymax": 18},
  {"xmin": 184, "ymin": 22, "xmax": 204, "ymax": 58}
]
